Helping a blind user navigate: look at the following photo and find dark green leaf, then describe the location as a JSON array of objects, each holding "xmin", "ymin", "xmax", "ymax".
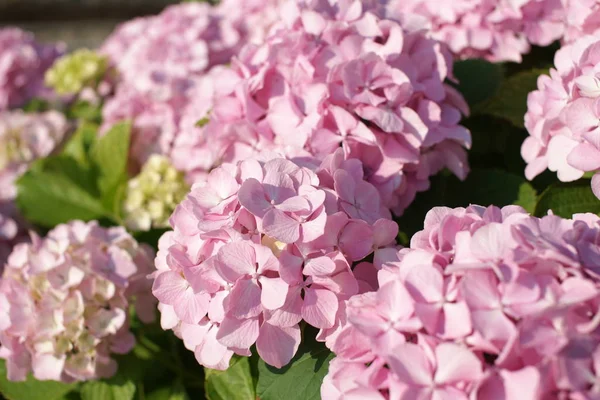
[
  {"xmin": 90, "ymin": 121, "xmax": 131, "ymax": 212},
  {"xmin": 80, "ymin": 379, "xmax": 135, "ymax": 400},
  {"xmin": 475, "ymin": 68, "xmax": 547, "ymax": 127},
  {"xmin": 398, "ymin": 169, "xmax": 537, "ymax": 238},
  {"xmin": 16, "ymin": 168, "xmax": 106, "ymax": 227},
  {"xmin": 534, "ymin": 180, "xmax": 600, "ymax": 218},
  {"xmin": 146, "ymin": 382, "xmax": 190, "ymax": 400},
  {"xmin": 0, "ymin": 359, "xmax": 77, "ymax": 400},
  {"xmin": 68, "ymin": 100, "xmax": 103, "ymax": 124},
  {"xmin": 453, "ymin": 59, "xmax": 504, "ymax": 107},
  {"xmin": 39, "ymin": 156, "xmax": 99, "ymax": 196},
  {"xmin": 205, "ymin": 358, "xmax": 255, "ymax": 400},
  {"xmin": 257, "ymin": 336, "xmax": 333, "ymax": 400},
  {"xmin": 62, "ymin": 122, "xmax": 98, "ymax": 167}
]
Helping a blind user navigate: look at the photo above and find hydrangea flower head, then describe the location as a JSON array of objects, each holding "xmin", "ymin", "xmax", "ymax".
[
  {"xmin": 152, "ymin": 149, "xmax": 396, "ymax": 370},
  {"xmin": 123, "ymin": 155, "xmax": 190, "ymax": 231},
  {"xmin": 324, "ymin": 205, "xmax": 600, "ymax": 399},
  {"xmin": 0, "ymin": 110, "xmax": 68, "ymax": 268},
  {"xmin": 387, "ymin": 0, "xmax": 564, "ymax": 62},
  {"xmin": 100, "ymin": 0, "xmax": 283, "ymax": 170},
  {"xmin": 523, "ymin": 35, "xmax": 600, "ymax": 199},
  {"xmin": 45, "ymin": 49, "xmax": 110, "ymax": 96},
  {"xmin": 0, "ymin": 28, "xmax": 64, "ymax": 110},
  {"xmin": 0, "ymin": 220, "xmax": 155, "ymax": 382},
  {"xmin": 173, "ymin": 0, "xmax": 471, "ymax": 215}
]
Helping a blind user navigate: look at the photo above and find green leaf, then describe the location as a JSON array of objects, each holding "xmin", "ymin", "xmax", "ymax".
[
  {"xmin": 62, "ymin": 122, "xmax": 98, "ymax": 167},
  {"xmin": 90, "ymin": 121, "xmax": 131, "ymax": 212},
  {"xmin": 257, "ymin": 336, "xmax": 333, "ymax": 400},
  {"xmin": 0, "ymin": 360, "xmax": 77, "ymax": 400},
  {"xmin": 146, "ymin": 383, "xmax": 190, "ymax": 400},
  {"xmin": 534, "ymin": 180, "xmax": 600, "ymax": 218},
  {"xmin": 205, "ymin": 357, "xmax": 255, "ymax": 400},
  {"xmin": 453, "ymin": 59, "xmax": 504, "ymax": 107},
  {"xmin": 80, "ymin": 350, "xmax": 155, "ymax": 400},
  {"xmin": 475, "ymin": 68, "xmax": 547, "ymax": 127},
  {"xmin": 515, "ymin": 182, "xmax": 538, "ymax": 214},
  {"xmin": 398, "ymin": 169, "xmax": 537, "ymax": 238},
  {"xmin": 16, "ymin": 168, "xmax": 106, "ymax": 227},
  {"xmin": 80, "ymin": 379, "xmax": 136, "ymax": 400},
  {"xmin": 67, "ymin": 100, "xmax": 103, "ymax": 124}
]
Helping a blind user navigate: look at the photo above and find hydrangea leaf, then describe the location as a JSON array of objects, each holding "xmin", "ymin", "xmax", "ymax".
[
  {"xmin": 16, "ymin": 165, "xmax": 106, "ymax": 227},
  {"xmin": 146, "ymin": 383, "xmax": 190, "ymax": 400},
  {"xmin": 61, "ymin": 122, "xmax": 98, "ymax": 167},
  {"xmin": 453, "ymin": 59, "xmax": 504, "ymax": 107},
  {"xmin": 474, "ymin": 68, "xmax": 547, "ymax": 127},
  {"xmin": 0, "ymin": 360, "xmax": 77, "ymax": 400},
  {"xmin": 534, "ymin": 180, "xmax": 600, "ymax": 218},
  {"xmin": 256, "ymin": 337, "xmax": 333, "ymax": 400},
  {"xmin": 80, "ymin": 379, "xmax": 136, "ymax": 400},
  {"xmin": 205, "ymin": 358, "xmax": 255, "ymax": 400},
  {"xmin": 90, "ymin": 121, "xmax": 131, "ymax": 213},
  {"xmin": 398, "ymin": 169, "xmax": 537, "ymax": 237}
]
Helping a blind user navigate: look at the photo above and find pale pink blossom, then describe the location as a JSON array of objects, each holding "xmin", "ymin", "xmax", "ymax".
[
  {"xmin": 0, "ymin": 28, "xmax": 64, "ymax": 110},
  {"xmin": 0, "ymin": 221, "xmax": 155, "ymax": 382},
  {"xmin": 0, "ymin": 110, "xmax": 68, "ymax": 269},
  {"xmin": 523, "ymin": 36, "xmax": 600, "ymax": 199},
  {"xmin": 387, "ymin": 0, "xmax": 564, "ymax": 62}
]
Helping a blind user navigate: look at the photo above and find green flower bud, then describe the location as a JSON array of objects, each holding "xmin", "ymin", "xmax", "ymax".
[
  {"xmin": 123, "ymin": 155, "xmax": 190, "ymax": 231},
  {"xmin": 45, "ymin": 49, "xmax": 108, "ymax": 95}
]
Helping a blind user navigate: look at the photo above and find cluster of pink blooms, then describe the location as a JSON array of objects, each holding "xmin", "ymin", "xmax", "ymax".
[
  {"xmin": 385, "ymin": 0, "xmax": 564, "ymax": 62},
  {"xmin": 561, "ymin": 0, "xmax": 600, "ymax": 44},
  {"xmin": 100, "ymin": 0, "xmax": 283, "ymax": 170},
  {"xmin": 171, "ymin": 0, "xmax": 471, "ymax": 215},
  {"xmin": 152, "ymin": 149, "xmax": 397, "ymax": 369},
  {"xmin": 0, "ymin": 110, "xmax": 69, "ymax": 268},
  {"xmin": 0, "ymin": 28, "xmax": 64, "ymax": 110},
  {"xmin": 0, "ymin": 220, "xmax": 155, "ymax": 382},
  {"xmin": 323, "ymin": 204, "xmax": 600, "ymax": 399},
  {"xmin": 523, "ymin": 35, "xmax": 600, "ymax": 198}
]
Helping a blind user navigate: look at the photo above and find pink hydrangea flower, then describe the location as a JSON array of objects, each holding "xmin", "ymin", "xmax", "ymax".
[
  {"xmin": 173, "ymin": 0, "xmax": 471, "ymax": 214},
  {"xmin": 325, "ymin": 205, "xmax": 600, "ymax": 399},
  {"xmin": 152, "ymin": 149, "xmax": 395, "ymax": 369},
  {"xmin": 523, "ymin": 35, "xmax": 600, "ymax": 199},
  {"xmin": 0, "ymin": 220, "xmax": 155, "ymax": 382},
  {"xmin": 387, "ymin": 0, "xmax": 564, "ymax": 62},
  {"xmin": 0, "ymin": 28, "xmax": 64, "ymax": 110},
  {"xmin": 0, "ymin": 110, "xmax": 68, "ymax": 269},
  {"xmin": 100, "ymin": 1, "xmax": 283, "ymax": 170},
  {"xmin": 561, "ymin": 0, "xmax": 600, "ymax": 44}
]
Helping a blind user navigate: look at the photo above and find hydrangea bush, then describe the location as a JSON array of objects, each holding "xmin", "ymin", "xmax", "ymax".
[{"xmin": 2, "ymin": 0, "xmax": 600, "ymax": 399}]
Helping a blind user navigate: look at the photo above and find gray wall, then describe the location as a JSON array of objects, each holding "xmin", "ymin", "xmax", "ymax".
[{"xmin": 0, "ymin": 0, "xmax": 184, "ymax": 49}]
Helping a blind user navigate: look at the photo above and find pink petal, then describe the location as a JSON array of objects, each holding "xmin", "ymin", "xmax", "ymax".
[
  {"xmin": 152, "ymin": 271, "xmax": 190, "ymax": 305},
  {"xmin": 387, "ymin": 342, "xmax": 433, "ymax": 386},
  {"xmin": 226, "ymin": 278, "xmax": 262, "ymax": 319},
  {"xmin": 217, "ymin": 317, "xmax": 260, "ymax": 349},
  {"xmin": 32, "ymin": 354, "xmax": 65, "ymax": 381},
  {"xmin": 259, "ymin": 277, "xmax": 288, "ymax": 310},
  {"xmin": 263, "ymin": 209, "xmax": 301, "ymax": 243},
  {"xmin": 173, "ymin": 288, "xmax": 211, "ymax": 324},
  {"xmin": 303, "ymin": 256, "xmax": 337, "ymax": 276},
  {"xmin": 434, "ymin": 343, "xmax": 482, "ymax": 385},
  {"xmin": 302, "ymin": 288, "xmax": 339, "ymax": 329},
  {"xmin": 461, "ymin": 271, "xmax": 501, "ymax": 310},
  {"xmin": 256, "ymin": 322, "xmax": 301, "ymax": 368},
  {"xmin": 567, "ymin": 142, "xmax": 600, "ymax": 171},
  {"xmin": 404, "ymin": 265, "xmax": 444, "ymax": 303},
  {"xmin": 195, "ymin": 325, "xmax": 233, "ymax": 370},
  {"xmin": 238, "ymin": 178, "xmax": 271, "ymax": 217},
  {"xmin": 216, "ymin": 242, "xmax": 256, "ymax": 282}
]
